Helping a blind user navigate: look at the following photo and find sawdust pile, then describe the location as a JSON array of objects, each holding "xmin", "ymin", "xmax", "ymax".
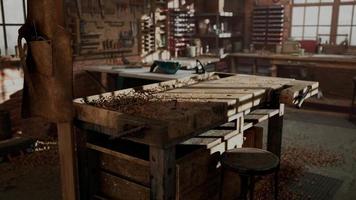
[
  {"xmin": 0, "ymin": 137, "xmax": 59, "ymax": 193},
  {"xmin": 254, "ymin": 145, "xmax": 344, "ymax": 200}
]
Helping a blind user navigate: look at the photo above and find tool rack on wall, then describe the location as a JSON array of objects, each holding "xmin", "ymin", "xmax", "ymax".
[
  {"xmin": 167, "ymin": 8, "xmax": 195, "ymax": 57},
  {"xmin": 252, "ymin": 5, "xmax": 285, "ymax": 47}
]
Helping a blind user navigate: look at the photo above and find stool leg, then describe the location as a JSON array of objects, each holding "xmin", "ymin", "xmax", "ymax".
[
  {"xmin": 249, "ymin": 176, "xmax": 255, "ymax": 200},
  {"xmin": 219, "ymin": 167, "xmax": 225, "ymax": 200},
  {"xmin": 274, "ymin": 170, "xmax": 279, "ymax": 200},
  {"xmin": 239, "ymin": 175, "xmax": 249, "ymax": 200}
]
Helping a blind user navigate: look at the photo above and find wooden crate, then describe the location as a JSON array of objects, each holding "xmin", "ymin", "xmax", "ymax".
[
  {"xmin": 243, "ymin": 126, "xmax": 263, "ymax": 149},
  {"xmin": 86, "ymin": 140, "xmax": 220, "ymax": 200}
]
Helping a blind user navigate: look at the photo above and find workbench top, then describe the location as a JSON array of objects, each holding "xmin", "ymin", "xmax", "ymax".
[
  {"xmin": 83, "ymin": 65, "xmax": 197, "ymax": 81},
  {"xmin": 228, "ymin": 53, "xmax": 356, "ymax": 64},
  {"xmin": 74, "ymin": 72, "xmax": 318, "ymax": 147}
]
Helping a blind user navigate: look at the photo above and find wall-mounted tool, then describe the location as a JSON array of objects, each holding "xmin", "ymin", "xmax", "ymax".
[
  {"xmin": 150, "ymin": 61, "xmax": 181, "ymax": 74},
  {"xmin": 75, "ymin": 0, "xmax": 82, "ymax": 19},
  {"xmin": 195, "ymin": 59, "xmax": 206, "ymax": 74}
]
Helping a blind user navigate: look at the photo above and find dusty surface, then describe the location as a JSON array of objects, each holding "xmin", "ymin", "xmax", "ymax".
[{"xmin": 0, "ymin": 108, "xmax": 355, "ymax": 200}]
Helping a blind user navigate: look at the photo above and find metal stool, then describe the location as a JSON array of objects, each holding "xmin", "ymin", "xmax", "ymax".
[
  {"xmin": 350, "ymin": 76, "xmax": 356, "ymax": 122},
  {"xmin": 220, "ymin": 148, "xmax": 280, "ymax": 200}
]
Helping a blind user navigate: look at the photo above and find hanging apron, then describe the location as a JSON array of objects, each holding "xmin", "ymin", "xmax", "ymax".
[{"xmin": 18, "ymin": 0, "xmax": 73, "ymax": 123}]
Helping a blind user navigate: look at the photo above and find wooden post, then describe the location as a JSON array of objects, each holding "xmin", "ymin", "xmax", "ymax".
[
  {"xmin": 267, "ymin": 104, "xmax": 284, "ymax": 158},
  {"xmin": 150, "ymin": 146, "xmax": 176, "ymax": 200},
  {"xmin": 55, "ymin": 1, "xmax": 78, "ymax": 199},
  {"xmin": 57, "ymin": 122, "xmax": 78, "ymax": 200}
]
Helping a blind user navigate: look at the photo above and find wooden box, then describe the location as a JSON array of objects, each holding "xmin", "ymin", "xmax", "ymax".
[{"xmin": 84, "ymin": 137, "xmax": 221, "ymax": 200}]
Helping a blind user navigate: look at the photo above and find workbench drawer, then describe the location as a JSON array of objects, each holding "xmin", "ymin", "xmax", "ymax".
[{"xmin": 86, "ymin": 141, "xmax": 220, "ymax": 199}]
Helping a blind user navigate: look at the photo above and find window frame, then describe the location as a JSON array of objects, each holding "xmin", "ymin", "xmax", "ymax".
[
  {"xmin": 291, "ymin": 0, "xmax": 356, "ymax": 46},
  {"xmin": 291, "ymin": 1, "xmax": 334, "ymax": 43},
  {"xmin": 0, "ymin": 0, "xmax": 27, "ymax": 55}
]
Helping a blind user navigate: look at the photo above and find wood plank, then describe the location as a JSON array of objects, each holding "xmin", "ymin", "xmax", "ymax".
[
  {"xmin": 87, "ymin": 143, "xmax": 150, "ymax": 186},
  {"xmin": 243, "ymin": 122, "xmax": 254, "ymax": 131},
  {"xmin": 176, "ymin": 149, "xmax": 220, "ymax": 196},
  {"xmin": 166, "ymin": 88, "xmax": 265, "ymax": 97},
  {"xmin": 250, "ymin": 109, "xmax": 279, "ymax": 117},
  {"xmin": 57, "ymin": 122, "xmax": 78, "ymax": 200},
  {"xmin": 226, "ymin": 133, "xmax": 244, "ymax": 150},
  {"xmin": 210, "ymin": 142, "xmax": 226, "ymax": 154},
  {"xmin": 190, "ymin": 82, "xmax": 282, "ymax": 90},
  {"xmin": 99, "ymin": 171, "xmax": 150, "ymax": 200},
  {"xmin": 180, "ymin": 137, "xmax": 222, "ymax": 149},
  {"xmin": 150, "ymin": 147, "xmax": 176, "ymax": 200},
  {"xmin": 197, "ymin": 130, "xmax": 240, "ymax": 140},
  {"xmin": 155, "ymin": 93, "xmax": 253, "ymax": 102},
  {"xmin": 244, "ymin": 114, "xmax": 269, "ymax": 124}
]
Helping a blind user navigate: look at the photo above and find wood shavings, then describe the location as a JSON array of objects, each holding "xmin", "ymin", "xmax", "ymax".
[
  {"xmin": 0, "ymin": 137, "xmax": 59, "ymax": 192},
  {"xmin": 254, "ymin": 145, "xmax": 344, "ymax": 200},
  {"xmin": 86, "ymin": 75, "xmax": 221, "ymax": 120}
]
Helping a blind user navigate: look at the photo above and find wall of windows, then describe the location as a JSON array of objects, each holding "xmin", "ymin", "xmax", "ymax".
[
  {"xmin": 291, "ymin": 0, "xmax": 356, "ymax": 46},
  {"xmin": 0, "ymin": 0, "xmax": 27, "ymax": 56}
]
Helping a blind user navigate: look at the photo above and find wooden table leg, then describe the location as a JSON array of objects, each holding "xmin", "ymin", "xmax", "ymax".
[
  {"xmin": 267, "ymin": 104, "xmax": 284, "ymax": 158},
  {"xmin": 252, "ymin": 59, "xmax": 257, "ymax": 75},
  {"xmin": 57, "ymin": 122, "xmax": 78, "ymax": 200},
  {"xmin": 230, "ymin": 57, "xmax": 237, "ymax": 73},
  {"xmin": 150, "ymin": 146, "xmax": 176, "ymax": 200}
]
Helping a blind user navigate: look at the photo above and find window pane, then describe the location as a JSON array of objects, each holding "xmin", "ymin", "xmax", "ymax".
[
  {"xmin": 319, "ymin": 36, "xmax": 330, "ymax": 44},
  {"xmin": 305, "ymin": 7, "xmax": 319, "ymax": 25},
  {"xmin": 0, "ymin": 4, "xmax": 2, "ymax": 23},
  {"xmin": 307, "ymin": 0, "xmax": 320, "ymax": 3},
  {"xmin": 3, "ymin": 0, "xmax": 25, "ymax": 24},
  {"xmin": 320, "ymin": 0, "xmax": 334, "ymax": 2},
  {"xmin": 351, "ymin": 27, "xmax": 356, "ymax": 45},
  {"xmin": 292, "ymin": 26, "xmax": 303, "ymax": 38},
  {"xmin": 338, "ymin": 5, "xmax": 353, "ymax": 25},
  {"xmin": 319, "ymin": 6, "xmax": 332, "ymax": 26},
  {"xmin": 294, "ymin": 0, "xmax": 306, "ymax": 4},
  {"xmin": 292, "ymin": 7, "xmax": 305, "ymax": 26},
  {"xmin": 304, "ymin": 26, "xmax": 317, "ymax": 39},
  {"xmin": 353, "ymin": 5, "xmax": 356, "ymax": 25},
  {"xmin": 337, "ymin": 26, "xmax": 351, "ymax": 44},
  {"xmin": 318, "ymin": 26, "xmax": 331, "ymax": 35},
  {"xmin": 5, "ymin": 26, "xmax": 21, "ymax": 55},
  {"xmin": 0, "ymin": 27, "xmax": 4, "ymax": 55}
]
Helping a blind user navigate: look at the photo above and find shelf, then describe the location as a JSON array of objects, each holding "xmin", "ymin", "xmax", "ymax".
[{"xmin": 195, "ymin": 11, "xmax": 235, "ymax": 17}]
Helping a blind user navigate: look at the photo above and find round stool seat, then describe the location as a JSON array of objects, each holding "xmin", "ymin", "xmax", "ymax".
[{"xmin": 221, "ymin": 148, "xmax": 279, "ymax": 176}]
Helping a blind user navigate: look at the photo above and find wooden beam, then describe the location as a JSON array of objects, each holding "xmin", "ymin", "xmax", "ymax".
[
  {"xmin": 150, "ymin": 146, "xmax": 176, "ymax": 200},
  {"xmin": 57, "ymin": 122, "xmax": 78, "ymax": 200}
]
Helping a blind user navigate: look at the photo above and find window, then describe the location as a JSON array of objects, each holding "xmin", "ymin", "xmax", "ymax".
[
  {"xmin": 291, "ymin": 0, "xmax": 356, "ymax": 46},
  {"xmin": 0, "ymin": 0, "xmax": 27, "ymax": 56},
  {"xmin": 337, "ymin": 2, "xmax": 356, "ymax": 45},
  {"xmin": 291, "ymin": 1, "xmax": 333, "ymax": 43}
]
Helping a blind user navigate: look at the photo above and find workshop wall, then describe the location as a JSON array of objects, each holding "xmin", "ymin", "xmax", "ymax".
[{"xmin": 64, "ymin": 0, "xmax": 144, "ymax": 60}]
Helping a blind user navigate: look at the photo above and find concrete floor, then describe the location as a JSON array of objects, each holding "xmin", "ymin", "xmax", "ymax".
[
  {"xmin": 0, "ymin": 108, "xmax": 355, "ymax": 199},
  {"xmin": 281, "ymin": 108, "xmax": 356, "ymax": 199}
]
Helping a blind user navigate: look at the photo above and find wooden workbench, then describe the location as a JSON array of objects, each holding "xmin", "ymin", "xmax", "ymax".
[
  {"xmin": 73, "ymin": 72, "xmax": 318, "ymax": 200},
  {"xmin": 227, "ymin": 53, "xmax": 356, "ymax": 99},
  {"xmin": 228, "ymin": 53, "xmax": 356, "ymax": 72}
]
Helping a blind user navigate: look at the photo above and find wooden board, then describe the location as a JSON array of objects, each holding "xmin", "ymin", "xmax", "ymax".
[
  {"xmin": 87, "ymin": 143, "xmax": 150, "ymax": 186},
  {"xmin": 198, "ymin": 130, "xmax": 240, "ymax": 140},
  {"xmin": 98, "ymin": 171, "xmax": 150, "ymax": 200}
]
